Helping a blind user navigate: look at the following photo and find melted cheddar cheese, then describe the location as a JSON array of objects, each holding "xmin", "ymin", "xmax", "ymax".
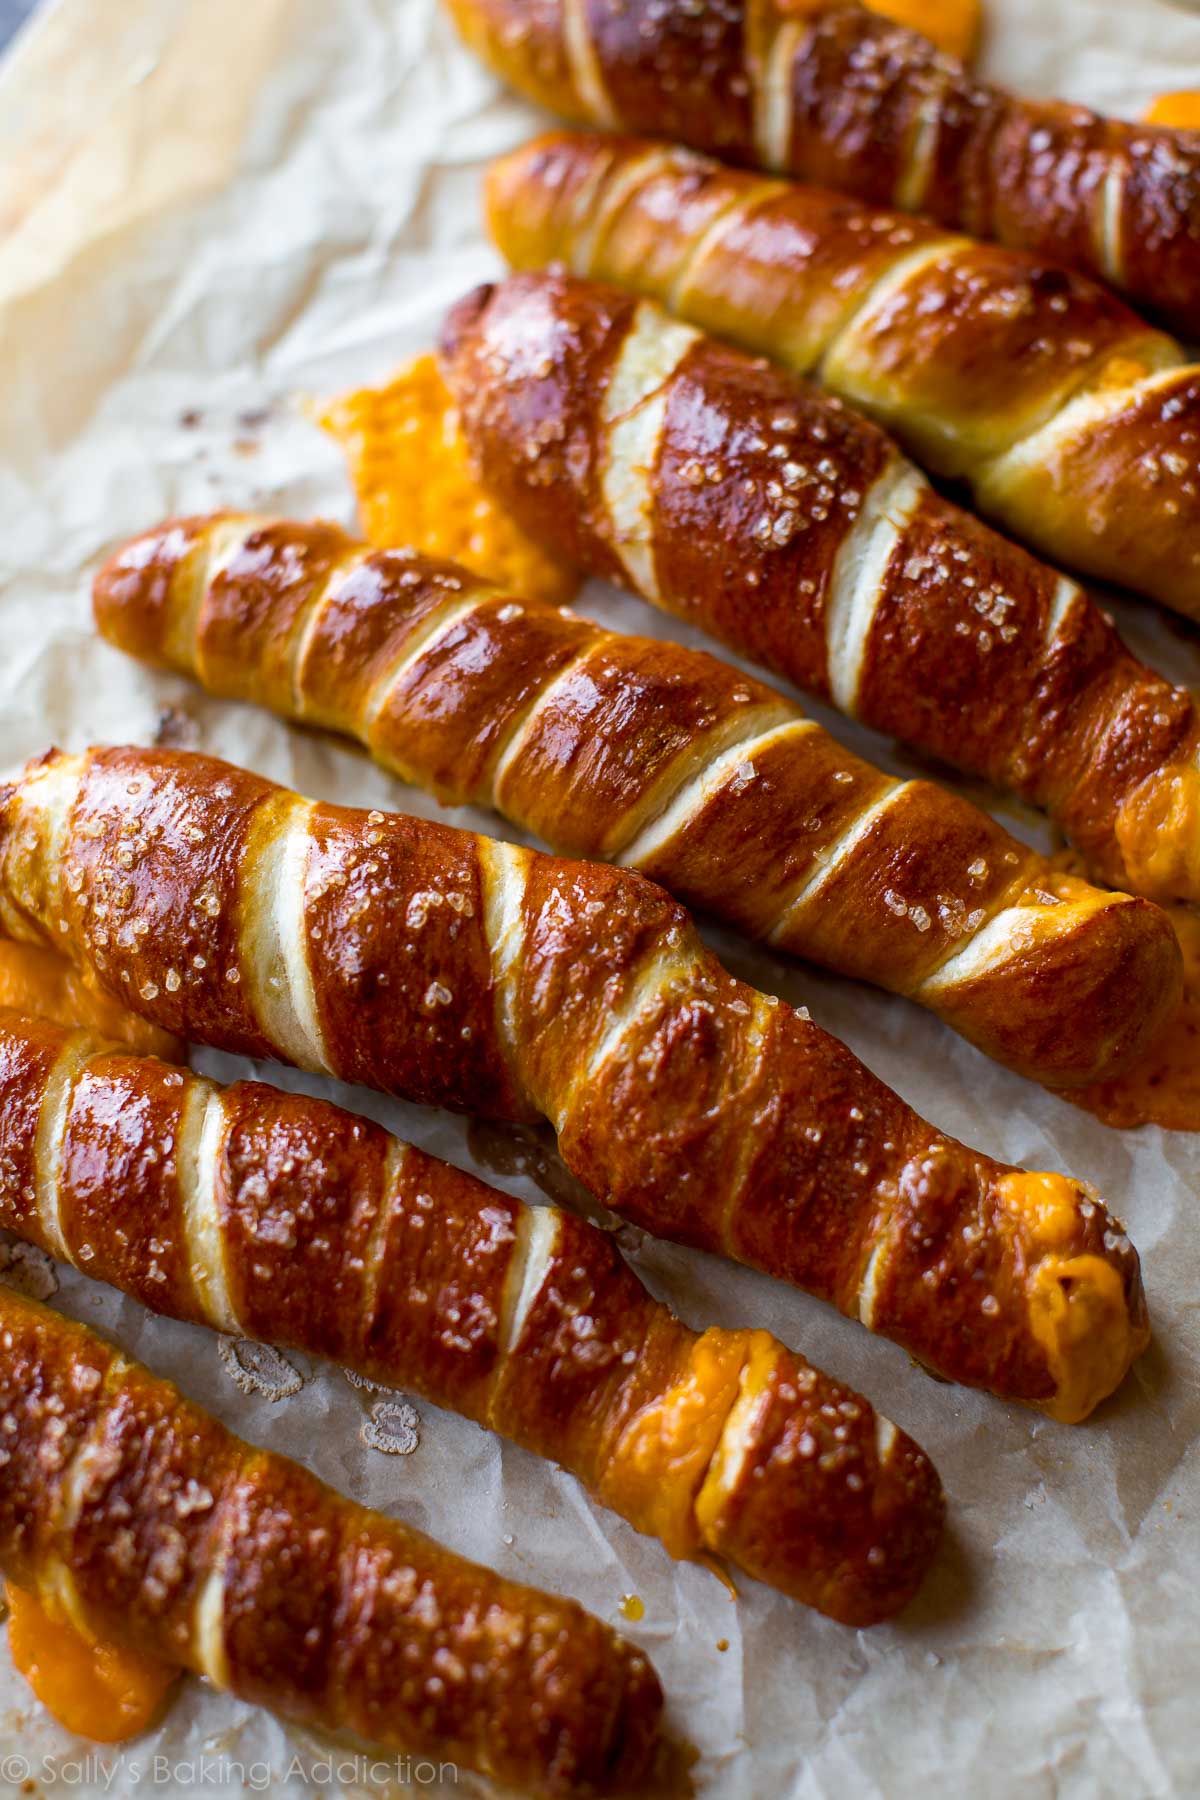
[
  {"xmin": 776, "ymin": 0, "xmax": 981, "ymax": 61},
  {"xmin": 994, "ymin": 1175, "xmax": 1143, "ymax": 1424},
  {"xmin": 994, "ymin": 1170, "xmax": 1087, "ymax": 1250},
  {"xmin": 862, "ymin": 0, "xmax": 980, "ymax": 60},
  {"xmin": 319, "ymin": 354, "xmax": 579, "ymax": 604},
  {"xmin": 6, "ymin": 1582, "xmax": 177, "ymax": 1743},
  {"xmin": 1091, "ymin": 355, "xmax": 1155, "ymax": 392},
  {"xmin": 601, "ymin": 1327, "xmax": 751, "ymax": 1558},
  {"xmin": 692, "ymin": 1332, "xmax": 781, "ymax": 1543},
  {"xmin": 0, "ymin": 937, "xmax": 183, "ymax": 1059},
  {"xmin": 1023, "ymin": 1256, "xmax": 1138, "ymax": 1427},
  {"xmin": 1144, "ymin": 92, "xmax": 1200, "ymax": 131}
]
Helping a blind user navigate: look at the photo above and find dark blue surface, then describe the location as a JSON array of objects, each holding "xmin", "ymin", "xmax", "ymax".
[{"xmin": 0, "ymin": 0, "xmax": 37, "ymax": 52}]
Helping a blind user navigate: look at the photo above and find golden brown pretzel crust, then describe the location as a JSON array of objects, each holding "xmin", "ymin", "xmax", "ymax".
[
  {"xmin": 0, "ymin": 1285, "xmax": 662, "ymax": 1795},
  {"xmin": 444, "ymin": 0, "xmax": 1200, "ymax": 339},
  {"xmin": 0, "ymin": 1007, "xmax": 943, "ymax": 1624},
  {"xmin": 437, "ymin": 270, "xmax": 1200, "ymax": 907},
  {"xmin": 93, "ymin": 510, "xmax": 1182, "ymax": 1087},
  {"xmin": 486, "ymin": 131, "xmax": 1200, "ymax": 623},
  {"xmin": 0, "ymin": 745, "xmax": 1149, "ymax": 1420}
]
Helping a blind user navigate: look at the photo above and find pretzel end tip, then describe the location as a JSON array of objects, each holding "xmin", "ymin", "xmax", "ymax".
[
  {"xmin": 93, "ymin": 516, "xmax": 226, "ymax": 670},
  {"xmin": 995, "ymin": 1172, "xmax": 1149, "ymax": 1424},
  {"xmin": 438, "ymin": 283, "xmax": 496, "ymax": 375},
  {"xmin": 693, "ymin": 1343, "xmax": 945, "ymax": 1626}
]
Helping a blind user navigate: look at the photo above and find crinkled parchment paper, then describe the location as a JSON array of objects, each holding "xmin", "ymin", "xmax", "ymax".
[{"xmin": 1, "ymin": 1, "xmax": 1200, "ymax": 1794}]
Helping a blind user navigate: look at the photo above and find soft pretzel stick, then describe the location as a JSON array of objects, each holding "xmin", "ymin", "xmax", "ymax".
[
  {"xmin": 0, "ymin": 1004, "xmax": 943, "ymax": 1625},
  {"xmin": 94, "ymin": 513, "xmax": 1181, "ymax": 1089},
  {"xmin": 439, "ymin": 270, "xmax": 1200, "ymax": 908},
  {"xmin": 443, "ymin": 0, "xmax": 1200, "ymax": 340},
  {"xmin": 488, "ymin": 131, "xmax": 1200, "ymax": 625},
  {"xmin": 0, "ymin": 744, "xmax": 1149, "ymax": 1421},
  {"xmin": 0, "ymin": 1286, "xmax": 660, "ymax": 1794}
]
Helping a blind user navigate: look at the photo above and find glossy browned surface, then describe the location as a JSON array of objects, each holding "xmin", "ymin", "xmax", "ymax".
[
  {"xmin": 861, "ymin": 494, "xmax": 1197, "ymax": 878},
  {"xmin": 366, "ymin": 1144, "xmax": 521, "ymax": 1421},
  {"xmin": 494, "ymin": 130, "xmax": 1200, "ymax": 619},
  {"xmin": 783, "ymin": 6, "xmax": 942, "ymax": 209},
  {"xmin": 443, "ymin": 0, "xmax": 581, "ymax": 121},
  {"xmin": 547, "ymin": 142, "xmax": 783, "ymax": 317},
  {"xmin": 299, "ymin": 550, "xmax": 487, "ymax": 735},
  {"xmin": 583, "ymin": 0, "xmax": 753, "ymax": 156},
  {"xmin": 964, "ymin": 99, "xmax": 1112, "ymax": 284},
  {"xmin": 217, "ymin": 1081, "xmax": 391, "ymax": 1368},
  {"xmin": 672, "ymin": 174, "xmax": 937, "ymax": 374},
  {"xmin": 874, "ymin": 1144, "xmax": 1147, "ymax": 1396},
  {"xmin": 59, "ymin": 1050, "xmax": 203, "ymax": 1321},
  {"xmin": 988, "ymin": 368, "xmax": 1200, "ymax": 623},
  {"xmin": 219, "ymin": 1454, "xmax": 349, "ymax": 1715},
  {"xmin": 0, "ymin": 1291, "xmax": 117, "ymax": 1588},
  {"xmin": 780, "ymin": 779, "xmax": 1029, "ymax": 991},
  {"xmin": 853, "ymin": 488, "xmax": 1063, "ymax": 786},
  {"xmin": 304, "ymin": 801, "xmax": 524, "ymax": 1118},
  {"xmin": 487, "ymin": 131, "xmax": 934, "ymax": 371},
  {"xmin": 447, "ymin": 275, "xmax": 850, "ymax": 687},
  {"xmin": 1119, "ymin": 129, "xmax": 1200, "ymax": 340},
  {"xmin": 0, "ymin": 1009, "xmax": 66, "ymax": 1243},
  {"xmin": 0, "ymin": 1289, "xmax": 664, "ymax": 1794},
  {"xmin": 494, "ymin": 1209, "xmax": 682, "ymax": 1492},
  {"xmin": 501, "ymin": 632, "xmax": 779, "ymax": 858},
  {"xmin": 656, "ymin": 340, "xmax": 892, "ymax": 696},
  {"xmin": 442, "ymin": 279, "xmax": 634, "ymax": 586},
  {"xmin": 93, "ymin": 516, "xmax": 215, "ymax": 665},
  {"xmin": 375, "ymin": 594, "xmax": 592, "ymax": 806},
  {"xmin": 930, "ymin": 892, "xmax": 1186, "ymax": 1089},
  {"xmin": 62, "ymin": 746, "xmax": 278, "ymax": 1057},
  {"xmin": 65, "ymin": 1365, "xmax": 242, "ymax": 1662},
  {"xmin": 510, "ymin": 853, "xmax": 688, "ymax": 1121},
  {"xmin": 489, "ymin": 130, "xmax": 1184, "ymax": 536},
  {"xmin": 332, "ymin": 1513, "xmax": 661, "ymax": 1794},
  {"xmin": 637, "ymin": 722, "xmax": 892, "ymax": 938},
  {"xmin": 197, "ymin": 520, "xmax": 349, "ymax": 712},
  {"xmin": 829, "ymin": 243, "xmax": 1153, "ymax": 472}
]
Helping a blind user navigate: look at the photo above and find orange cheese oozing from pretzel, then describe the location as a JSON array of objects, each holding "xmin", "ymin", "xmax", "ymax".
[
  {"xmin": 993, "ymin": 1174, "xmax": 1143, "ymax": 1425},
  {"xmin": 861, "ymin": 0, "xmax": 980, "ymax": 60},
  {"xmin": 0, "ymin": 937, "xmax": 183, "ymax": 1059},
  {"xmin": 7, "ymin": 1583, "xmax": 177, "ymax": 1742},
  {"xmin": 776, "ymin": 0, "xmax": 981, "ymax": 61},
  {"xmin": 319, "ymin": 353, "xmax": 579, "ymax": 604},
  {"xmin": 601, "ymin": 1327, "xmax": 753, "ymax": 1559},
  {"xmin": 1144, "ymin": 92, "xmax": 1200, "ymax": 131}
]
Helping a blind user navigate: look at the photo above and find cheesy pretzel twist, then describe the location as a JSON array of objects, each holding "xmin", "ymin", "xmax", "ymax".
[
  {"xmin": 0, "ymin": 744, "xmax": 1149, "ymax": 1421},
  {"xmin": 0, "ymin": 1005, "xmax": 944, "ymax": 1625},
  {"xmin": 0, "ymin": 1285, "xmax": 662, "ymax": 1795}
]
